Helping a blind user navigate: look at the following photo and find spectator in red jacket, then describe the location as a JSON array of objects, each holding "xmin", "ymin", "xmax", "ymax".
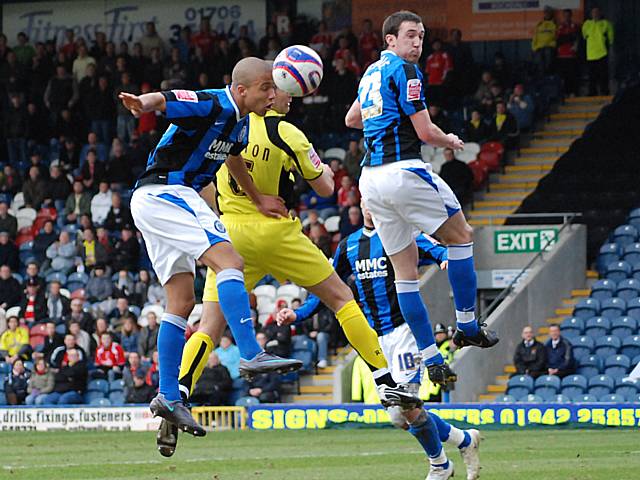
[
  {"xmin": 556, "ymin": 9, "xmax": 580, "ymax": 96},
  {"xmin": 337, "ymin": 175, "xmax": 359, "ymax": 209},
  {"xmin": 95, "ymin": 332, "xmax": 125, "ymax": 380},
  {"xmin": 358, "ymin": 19, "xmax": 381, "ymax": 64},
  {"xmin": 425, "ymin": 38, "xmax": 452, "ymax": 106}
]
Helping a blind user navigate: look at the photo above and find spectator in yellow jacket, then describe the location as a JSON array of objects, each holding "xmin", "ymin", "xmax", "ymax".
[
  {"xmin": 582, "ymin": 6, "xmax": 614, "ymax": 95},
  {"xmin": 532, "ymin": 6, "xmax": 557, "ymax": 75},
  {"xmin": 0, "ymin": 316, "xmax": 31, "ymax": 363}
]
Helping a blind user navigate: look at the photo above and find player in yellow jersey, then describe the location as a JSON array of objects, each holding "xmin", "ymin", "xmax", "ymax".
[{"xmin": 155, "ymin": 85, "xmax": 422, "ymax": 456}]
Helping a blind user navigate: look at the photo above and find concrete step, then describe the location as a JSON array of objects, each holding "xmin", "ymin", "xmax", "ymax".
[
  {"xmin": 572, "ymin": 289, "xmax": 591, "ymax": 296},
  {"xmin": 505, "ymin": 164, "xmax": 552, "ymax": 173},
  {"xmin": 521, "ymin": 146, "xmax": 569, "ymax": 155},
  {"xmin": 487, "ymin": 384, "xmax": 507, "ymax": 393},
  {"xmin": 289, "ymin": 393, "xmax": 333, "ymax": 404},
  {"xmin": 300, "ymin": 385, "xmax": 333, "ymax": 394},
  {"xmin": 300, "ymin": 374, "xmax": 334, "ymax": 386},
  {"xmin": 529, "ymin": 138, "xmax": 574, "ymax": 148},
  {"xmin": 562, "ymin": 298, "xmax": 580, "ymax": 306},
  {"xmin": 550, "ymin": 111, "xmax": 598, "ymax": 120},
  {"xmin": 558, "ymin": 104, "xmax": 606, "ymax": 113},
  {"xmin": 491, "ymin": 182, "xmax": 538, "ymax": 190},
  {"xmin": 538, "ymin": 326, "xmax": 550, "ymax": 335},
  {"xmin": 495, "ymin": 375, "xmax": 510, "ymax": 385},
  {"xmin": 587, "ymin": 270, "xmax": 599, "ymax": 279},
  {"xmin": 534, "ymin": 129, "xmax": 583, "ymax": 137},
  {"xmin": 555, "ymin": 307, "xmax": 574, "ymax": 316},
  {"xmin": 319, "ymin": 365, "xmax": 336, "ymax": 373},
  {"xmin": 473, "ymin": 199, "xmax": 520, "ymax": 208},
  {"xmin": 565, "ymin": 95, "xmax": 612, "ymax": 103},
  {"xmin": 504, "ymin": 365, "xmax": 516, "ymax": 373},
  {"xmin": 478, "ymin": 394, "xmax": 497, "ymax": 401},
  {"xmin": 469, "ymin": 218, "xmax": 500, "ymax": 226},
  {"xmin": 546, "ymin": 316, "xmax": 565, "ymax": 324},
  {"xmin": 517, "ymin": 156, "xmax": 558, "ymax": 165},
  {"xmin": 470, "ymin": 208, "xmax": 515, "ymax": 217},
  {"xmin": 499, "ymin": 173, "xmax": 545, "ymax": 183},
  {"xmin": 545, "ymin": 119, "xmax": 590, "ymax": 129}
]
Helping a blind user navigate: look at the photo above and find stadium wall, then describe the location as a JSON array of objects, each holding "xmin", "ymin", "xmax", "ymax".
[{"xmin": 451, "ymin": 224, "xmax": 587, "ymax": 402}]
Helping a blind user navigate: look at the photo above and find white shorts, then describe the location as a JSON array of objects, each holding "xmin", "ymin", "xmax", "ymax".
[
  {"xmin": 379, "ymin": 323, "xmax": 421, "ymax": 385},
  {"xmin": 359, "ymin": 159, "xmax": 461, "ymax": 255},
  {"xmin": 130, "ymin": 184, "xmax": 230, "ymax": 285}
]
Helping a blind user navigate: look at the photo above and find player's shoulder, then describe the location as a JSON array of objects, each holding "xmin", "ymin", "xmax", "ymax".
[{"xmin": 272, "ymin": 114, "xmax": 310, "ymax": 146}]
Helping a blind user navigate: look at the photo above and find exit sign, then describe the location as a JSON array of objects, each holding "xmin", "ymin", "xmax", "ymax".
[{"xmin": 494, "ymin": 228, "xmax": 559, "ymax": 253}]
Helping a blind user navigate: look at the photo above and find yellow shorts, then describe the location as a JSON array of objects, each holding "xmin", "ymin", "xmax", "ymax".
[{"xmin": 203, "ymin": 214, "xmax": 334, "ymax": 302}]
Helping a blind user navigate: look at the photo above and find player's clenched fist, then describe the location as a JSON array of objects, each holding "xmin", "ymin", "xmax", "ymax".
[
  {"xmin": 276, "ymin": 308, "xmax": 297, "ymax": 326},
  {"xmin": 446, "ymin": 133, "xmax": 464, "ymax": 151}
]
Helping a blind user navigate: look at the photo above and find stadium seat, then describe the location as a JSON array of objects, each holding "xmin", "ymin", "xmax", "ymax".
[
  {"xmin": 506, "ymin": 375, "xmax": 534, "ymax": 400},
  {"xmin": 604, "ymin": 354, "xmax": 631, "ymax": 380},
  {"xmin": 0, "ymin": 362, "xmax": 10, "ymax": 375},
  {"xmin": 534, "ymin": 375, "xmax": 561, "ymax": 393},
  {"xmin": 599, "ymin": 393, "xmax": 625, "ymax": 403},
  {"xmin": 621, "ymin": 335, "xmax": 640, "ymax": 358},
  {"xmin": 554, "ymin": 394, "xmax": 572, "ymax": 403},
  {"xmin": 277, "ymin": 284, "xmax": 302, "ymax": 304},
  {"xmin": 89, "ymin": 397, "xmax": 112, "ymax": 407},
  {"xmin": 23, "ymin": 361, "xmax": 34, "ymax": 371},
  {"xmin": 463, "ymin": 142, "xmax": 481, "ymax": 156},
  {"xmin": 560, "ymin": 374, "xmax": 588, "ymax": 398},
  {"xmin": 45, "ymin": 271, "xmax": 67, "ymax": 285},
  {"xmin": 323, "ymin": 216, "xmax": 340, "ymax": 233},
  {"xmin": 534, "ymin": 388, "xmax": 558, "ymax": 402},
  {"xmin": 235, "ymin": 396, "xmax": 260, "ymax": 407},
  {"xmin": 480, "ymin": 141, "xmax": 504, "ymax": 163},
  {"xmin": 0, "ymin": 375, "xmax": 5, "ymax": 390},
  {"xmin": 0, "ymin": 392, "xmax": 6, "ymax": 406},
  {"xmin": 279, "ymin": 370, "xmax": 300, "ymax": 385},
  {"xmin": 66, "ymin": 272, "xmax": 89, "ymax": 292},
  {"xmin": 590, "ymin": 279, "xmax": 616, "ymax": 300},
  {"xmin": 87, "ymin": 379, "xmax": 109, "ymax": 394},
  {"xmin": 611, "ymin": 317, "xmax": 637, "ymax": 339},
  {"xmin": 605, "ymin": 261, "xmax": 632, "ymax": 282},
  {"xmin": 560, "ymin": 317, "xmax": 584, "ymax": 338},
  {"xmin": 108, "ymin": 391, "xmax": 126, "ymax": 405},
  {"xmin": 615, "ymin": 382, "xmax": 639, "ymax": 401},
  {"xmin": 626, "ymin": 297, "xmax": 640, "ymax": 320},
  {"xmin": 588, "ymin": 375, "xmax": 615, "ymax": 397},
  {"xmin": 323, "ymin": 147, "xmax": 346, "ymax": 162},
  {"xmin": 572, "ymin": 298, "xmax": 600, "ymax": 319},
  {"xmin": 494, "ymin": 394, "xmax": 516, "ymax": 403},
  {"xmin": 16, "ymin": 207, "xmax": 37, "ymax": 230},
  {"xmin": 594, "ymin": 335, "xmax": 621, "ymax": 358},
  {"xmin": 518, "ymin": 394, "xmax": 543, "ymax": 403},
  {"xmin": 577, "ymin": 355, "xmax": 602, "ymax": 377},
  {"xmin": 253, "ymin": 285, "xmax": 277, "ymax": 302},
  {"xmin": 478, "ymin": 151, "xmax": 500, "ymax": 172},
  {"xmin": 85, "ymin": 391, "xmax": 107, "ymax": 403},
  {"xmin": 109, "ymin": 379, "xmax": 125, "ymax": 392},
  {"xmin": 292, "ymin": 349, "xmax": 314, "ymax": 373},
  {"xmin": 456, "ymin": 150, "xmax": 477, "ymax": 164},
  {"xmin": 584, "ymin": 317, "xmax": 611, "ymax": 338},
  {"xmin": 632, "ymin": 264, "xmax": 640, "ymax": 282},
  {"xmin": 569, "ymin": 336, "xmax": 595, "ymax": 360},
  {"xmin": 571, "ymin": 393, "xmax": 598, "ymax": 402},
  {"xmin": 622, "ymin": 244, "xmax": 640, "ymax": 267},
  {"xmin": 612, "ymin": 225, "xmax": 638, "ymax": 249},
  {"xmin": 597, "ymin": 244, "xmax": 620, "ymax": 274},
  {"xmin": 600, "ymin": 298, "xmax": 626, "ymax": 319}
]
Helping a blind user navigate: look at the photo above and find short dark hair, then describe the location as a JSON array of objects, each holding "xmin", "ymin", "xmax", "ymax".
[{"xmin": 382, "ymin": 10, "xmax": 422, "ymax": 42}]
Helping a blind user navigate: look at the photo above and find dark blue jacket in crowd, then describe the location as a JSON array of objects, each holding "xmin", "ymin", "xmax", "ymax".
[{"xmin": 544, "ymin": 336, "xmax": 575, "ymax": 372}]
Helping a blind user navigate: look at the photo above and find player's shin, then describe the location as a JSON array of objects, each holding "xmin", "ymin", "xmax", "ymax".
[
  {"xmin": 178, "ymin": 331, "xmax": 214, "ymax": 401},
  {"xmin": 447, "ymin": 243, "xmax": 480, "ymax": 336},
  {"xmin": 408, "ymin": 409, "xmax": 449, "ymax": 467},
  {"xmin": 430, "ymin": 411, "xmax": 471, "ymax": 448},
  {"xmin": 216, "ymin": 269, "xmax": 262, "ymax": 360},
  {"xmin": 157, "ymin": 313, "xmax": 188, "ymax": 402},
  {"xmin": 394, "ymin": 280, "xmax": 443, "ymax": 365}
]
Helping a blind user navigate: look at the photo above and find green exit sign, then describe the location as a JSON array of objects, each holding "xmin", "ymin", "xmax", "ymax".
[{"xmin": 494, "ymin": 228, "xmax": 559, "ymax": 253}]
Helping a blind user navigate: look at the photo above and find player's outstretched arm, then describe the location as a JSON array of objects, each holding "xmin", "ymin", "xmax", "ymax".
[
  {"xmin": 225, "ymin": 154, "xmax": 288, "ymax": 218},
  {"xmin": 410, "ymin": 110, "xmax": 464, "ymax": 150},
  {"xmin": 118, "ymin": 92, "xmax": 166, "ymax": 117},
  {"xmin": 345, "ymin": 99, "xmax": 363, "ymax": 129}
]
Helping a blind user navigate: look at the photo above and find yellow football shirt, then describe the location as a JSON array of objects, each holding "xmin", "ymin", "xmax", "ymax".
[{"xmin": 216, "ymin": 110, "xmax": 323, "ymax": 216}]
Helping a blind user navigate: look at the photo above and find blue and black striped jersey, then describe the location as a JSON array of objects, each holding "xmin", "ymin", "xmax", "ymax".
[
  {"xmin": 137, "ymin": 87, "xmax": 249, "ymax": 192},
  {"xmin": 294, "ymin": 227, "xmax": 447, "ymax": 336},
  {"xmin": 358, "ymin": 50, "xmax": 427, "ymax": 167}
]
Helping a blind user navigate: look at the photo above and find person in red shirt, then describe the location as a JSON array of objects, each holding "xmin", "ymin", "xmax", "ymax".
[
  {"xmin": 311, "ymin": 21, "xmax": 332, "ymax": 50},
  {"xmin": 136, "ymin": 83, "xmax": 157, "ymax": 137},
  {"xmin": 425, "ymin": 38, "xmax": 453, "ymax": 106},
  {"xmin": 332, "ymin": 36, "xmax": 352, "ymax": 63},
  {"xmin": 337, "ymin": 175, "xmax": 359, "ymax": 209},
  {"xmin": 556, "ymin": 9, "xmax": 580, "ymax": 96},
  {"xmin": 342, "ymin": 50, "xmax": 361, "ymax": 77},
  {"xmin": 358, "ymin": 19, "xmax": 381, "ymax": 64},
  {"xmin": 95, "ymin": 332, "xmax": 126, "ymax": 380},
  {"xmin": 59, "ymin": 29, "xmax": 76, "ymax": 59},
  {"xmin": 190, "ymin": 17, "xmax": 217, "ymax": 60},
  {"xmin": 328, "ymin": 158, "xmax": 347, "ymax": 192}
]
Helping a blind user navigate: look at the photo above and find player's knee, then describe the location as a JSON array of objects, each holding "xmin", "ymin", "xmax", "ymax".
[
  {"xmin": 387, "ymin": 406, "xmax": 409, "ymax": 429},
  {"xmin": 170, "ymin": 296, "xmax": 196, "ymax": 320}
]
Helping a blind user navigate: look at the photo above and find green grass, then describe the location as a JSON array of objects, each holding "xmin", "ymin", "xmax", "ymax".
[{"xmin": 0, "ymin": 428, "xmax": 638, "ymax": 480}]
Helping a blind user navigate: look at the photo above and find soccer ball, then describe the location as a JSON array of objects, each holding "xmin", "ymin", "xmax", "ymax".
[{"xmin": 272, "ymin": 45, "xmax": 323, "ymax": 97}]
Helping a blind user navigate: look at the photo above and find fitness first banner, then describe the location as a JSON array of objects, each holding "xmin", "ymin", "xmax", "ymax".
[
  {"xmin": 248, "ymin": 403, "xmax": 640, "ymax": 430},
  {"xmin": 0, "ymin": 407, "xmax": 161, "ymax": 431},
  {"xmin": 1, "ymin": 0, "xmax": 266, "ymax": 46}
]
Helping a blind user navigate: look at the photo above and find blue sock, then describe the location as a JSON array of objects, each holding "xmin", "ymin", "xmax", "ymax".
[
  {"xmin": 431, "ymin": 411, "xmax": 471, "ymax": 448},
  {"xmin": 217, "ymin": 269, "xmax": 262, "ymax": 360},
  {"xmin": 430, "ymin": 412, "xmax": 452, "ymax": 443},
  {"xmin": 459, "ymin": 430, "xmax": 472, "ymax": 449},
  {"xmin": 447, "ymin": 243, "xmax": 479, "ymax": 336},
  {"xmin": 157, "ymin": 314, "xmax": 187, "ymax": 402},
  {"xmin": 396, "ymin": 280, "xmax": 442, "ymax": 365},
  {"xmin": 408, "ymin": 412, "xmax": 448, "ymax": 467}
]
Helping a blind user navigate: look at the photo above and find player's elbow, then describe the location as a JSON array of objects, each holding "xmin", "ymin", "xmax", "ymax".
[{"xmin": 313, "ymin": 178, "xmax": 335, "ymax": 197}]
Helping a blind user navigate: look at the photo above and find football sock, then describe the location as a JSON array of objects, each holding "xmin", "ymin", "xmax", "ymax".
[
  {"xmin": 408, "ymin": 410, "xmax": 448, "ymax": 466},
  {"xmin": 157, "ymin": 313, "xmax": 187, "ymax": 402},
  {"xmin": 395, "ymin": 280, "xmax": 442, "ymax": 365},
  {"xmin": 178, "ymin": 331, "xmax": 214, "ymax": 399},
  {"xmin": 447, "ymin": 243, "xmax": 480, "ymax": 336},
  {"xmin": 430, "ymin": 411, "xmax": 470, "ymax": 448},
  {"xmin": 371, "ymin": 368, "xmax": 396, "ymax": 388},
  {"xmin": 336, "ymin": 300, "xmax": 388, "ymax": 371},
  {"xmin": 216, "ymin": 269, "xmax": 262, "ymax": 360}
]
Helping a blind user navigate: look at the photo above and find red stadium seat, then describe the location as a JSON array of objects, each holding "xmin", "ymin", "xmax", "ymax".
[
  {"xmin": 30, "ymin": 335, "xmax": 45, "ymax": 349},
  {"xmin": 31, "ymin": 215, "xmax": 53, "ymax": 236},
  {"xmin": 38, "ymin": 207, "xmax": 57, "ymax": 220},
  {"xmin": 70, "ymin": 288, "xmax": 86, "ymax": 300},
  {"xmin": 478, "ymin": 151, "xmax": 501, "ymax": 173},
  {"xmin": 15, "ymin": 229, "xmax": 34, "ymax": 247},
  {"xmin": 468, "ymin": 160, "xmax": 488, "ymax": 190},
  {"xmin": 481, "ymin": 141, "xmax": 505, "ymax": 160},
  {"xmin": 30, "ymin": 324, "xmax": 47, "ymax": 337}
]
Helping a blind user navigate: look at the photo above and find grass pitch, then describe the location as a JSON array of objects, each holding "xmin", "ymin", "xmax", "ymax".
[{"xmin": 0, "ymin": 428, "xmax": 638, "ymax": 480}]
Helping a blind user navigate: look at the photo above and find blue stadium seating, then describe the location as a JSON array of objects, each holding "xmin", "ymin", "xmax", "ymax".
[
  {"xmin": 85, "ymin": 391, "xmax": 107, "ymax": 403},
  {"xmin": 594, "ymin": 335, "xmax": 621, "ymax": 358},
  {"xmin": 569, "ymin": 336, "xmax": 595, "ymax": 360},
  {"xmin": 633, "ymin": 395, "xmax": 640, "ymax": 403},
  {"xmin": 534, "ymin": 375, "xmax": 561, "ymax": 392},
  {"xmin": 615, "ymin": 279, "xmax": 640, "ymax": 300},
  {"xmin": 605, "ymin": 261, "xmax": 632, "ymax": 282},
  {"xmin": 228, "ymin": 377, "xmax": 248, "ymax": 406},
  {"xmin": 45, "ymin": 271, "xmax": 67, "ymax": 285},
  {"xmin": 611, "ymin": 317, "xmax": 637, "ymax": 339},
  {"xmin": 235, "ymin": 396, "xmax": 260, "ymax": 407},
  {"xmin": 621, "ymin": 335, "xmax": 640, "ymax": 358},
  {"xmin": 577, "ymin": 355, "xmax": 602, "ymax": 377},
  {"xmin": 89, "ymin": 397, "xmax": 112, "ymax": 406},
  {"xmin": 109, "ymin": 379, "xmax": 125, "ymax": 392},
  {"xmin": 600, "ymin": 298, "xmax": 626, "ymax": 319},
  {"xmin": 599, "ymin": 393, "xmax": 625, "ymax": 402},
  {"xmin": 573, "ymin": 298, "xmax": 600, "ymax": 319},
  {"xmin": 506, "ymin": 375, "xmax": 534, "ymax": 400},
  {"xmin": 0, "ymin": 392, "xmax": 6, "ymax": 406},
  {"xmin": 554, "ymin": 394, "xmax": 572, "ymax": 403},
  {"xmin": 560, "ymin": 317, "xmax": 584, "ymax": 337},
  {"xmin": 584, "ymin": 317, "xmax": 610, "ymax": 338},
  {"xmin": 633, "ymin": 264, "xmax": 640, "ymax": 282},
  {"xmin": 612, "ymin": 225, "xmax": 638, "ymax": 249},
  {"xmin": 615, "ymin": 382, "xmax": 639, "ymax": 401},
  {"xmin": 495, "ymin": 394, "xmax": 516, "ymax": 403},
  {"xmin": 571, "ymin": 393, "xmax": 598, "ymax": 402},
  {"xmin": 604, "ymin": 354, "xmax": 631, "ymax": 380},
  {"xmin": 108, "ymin": 391, "xmax": 125, "ymax": 405},
  {"xmin": 292, "ymin": 349, "xmax": 314, "ymax": 373},
  {"xmin": 590, "ymin": 279, "xmax": 617, "ymax": 300},
  {"xmin": 534, "ymin": 388, "xmax": 558, "ymax": 402},
  {"xmin": 0, "ymin": 362, "xmax": 10, "ymax": 375},
  {"xmin": 597, "ymin": 244, "xmax": 620, "ymax": 273},
  {"xmin": 519, "ymin": 394, "xmax": 543, "ymax": 403},
  {"xmin": 626, "ymin": 298, "xmax": 640, "ymax": 320},
  {"xmin": 87, "ymin": 379, "xmax": 109, "ymax": 394},
  {"xmin": 561, "ymin": 374, "xmax": 588, "ymax": 398},
  {"xmin": 0, "ymin": 375, "xmax": 5, "ymax": 390},
  {"xmin": 588, "ymin": 375, "xmax": 615, "ymax": 397}
]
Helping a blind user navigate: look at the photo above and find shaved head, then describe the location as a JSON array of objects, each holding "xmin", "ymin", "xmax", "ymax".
[{"xmin": 232, "ymin": 57, "xmax": 271, "ymax": 87}]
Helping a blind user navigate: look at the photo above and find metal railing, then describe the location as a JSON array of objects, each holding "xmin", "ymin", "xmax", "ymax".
[
  {"xmin": 191, "ymin": 406, "xmax": 247, "ymax": 431},
  {"xmin": 478, "ymin": 212, "xmax": 582, "ymax": 322}
]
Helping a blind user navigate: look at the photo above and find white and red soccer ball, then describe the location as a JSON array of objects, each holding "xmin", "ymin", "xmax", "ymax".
[{"xmin": 272, "ymin": 45, "xmax": 323, "ymax": 97}]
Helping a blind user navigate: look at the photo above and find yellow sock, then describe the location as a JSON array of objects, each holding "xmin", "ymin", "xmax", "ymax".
[
  {"xmin": 179, "ymin": 331, "xmax": 214, "ymax": 397},
  {"xmin": 336, "ymin": 300, "xmax": 388, "ymax": 370}
]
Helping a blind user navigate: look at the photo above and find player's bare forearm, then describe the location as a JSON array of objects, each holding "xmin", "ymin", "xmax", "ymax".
[
  {"xmin": 308, "ymin": 164, "xmax": 335, "ymax": 197},
  {"xmin": 410, "ymin": 110, "xmax": 464, "ymax": 150},
  {"xmin": 118, "ymin": 92, "xmax": 166, "ymax": 117},
  {"xmin": 345, "ymin": 100, "xmax": 363, "ymax": 129}
]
